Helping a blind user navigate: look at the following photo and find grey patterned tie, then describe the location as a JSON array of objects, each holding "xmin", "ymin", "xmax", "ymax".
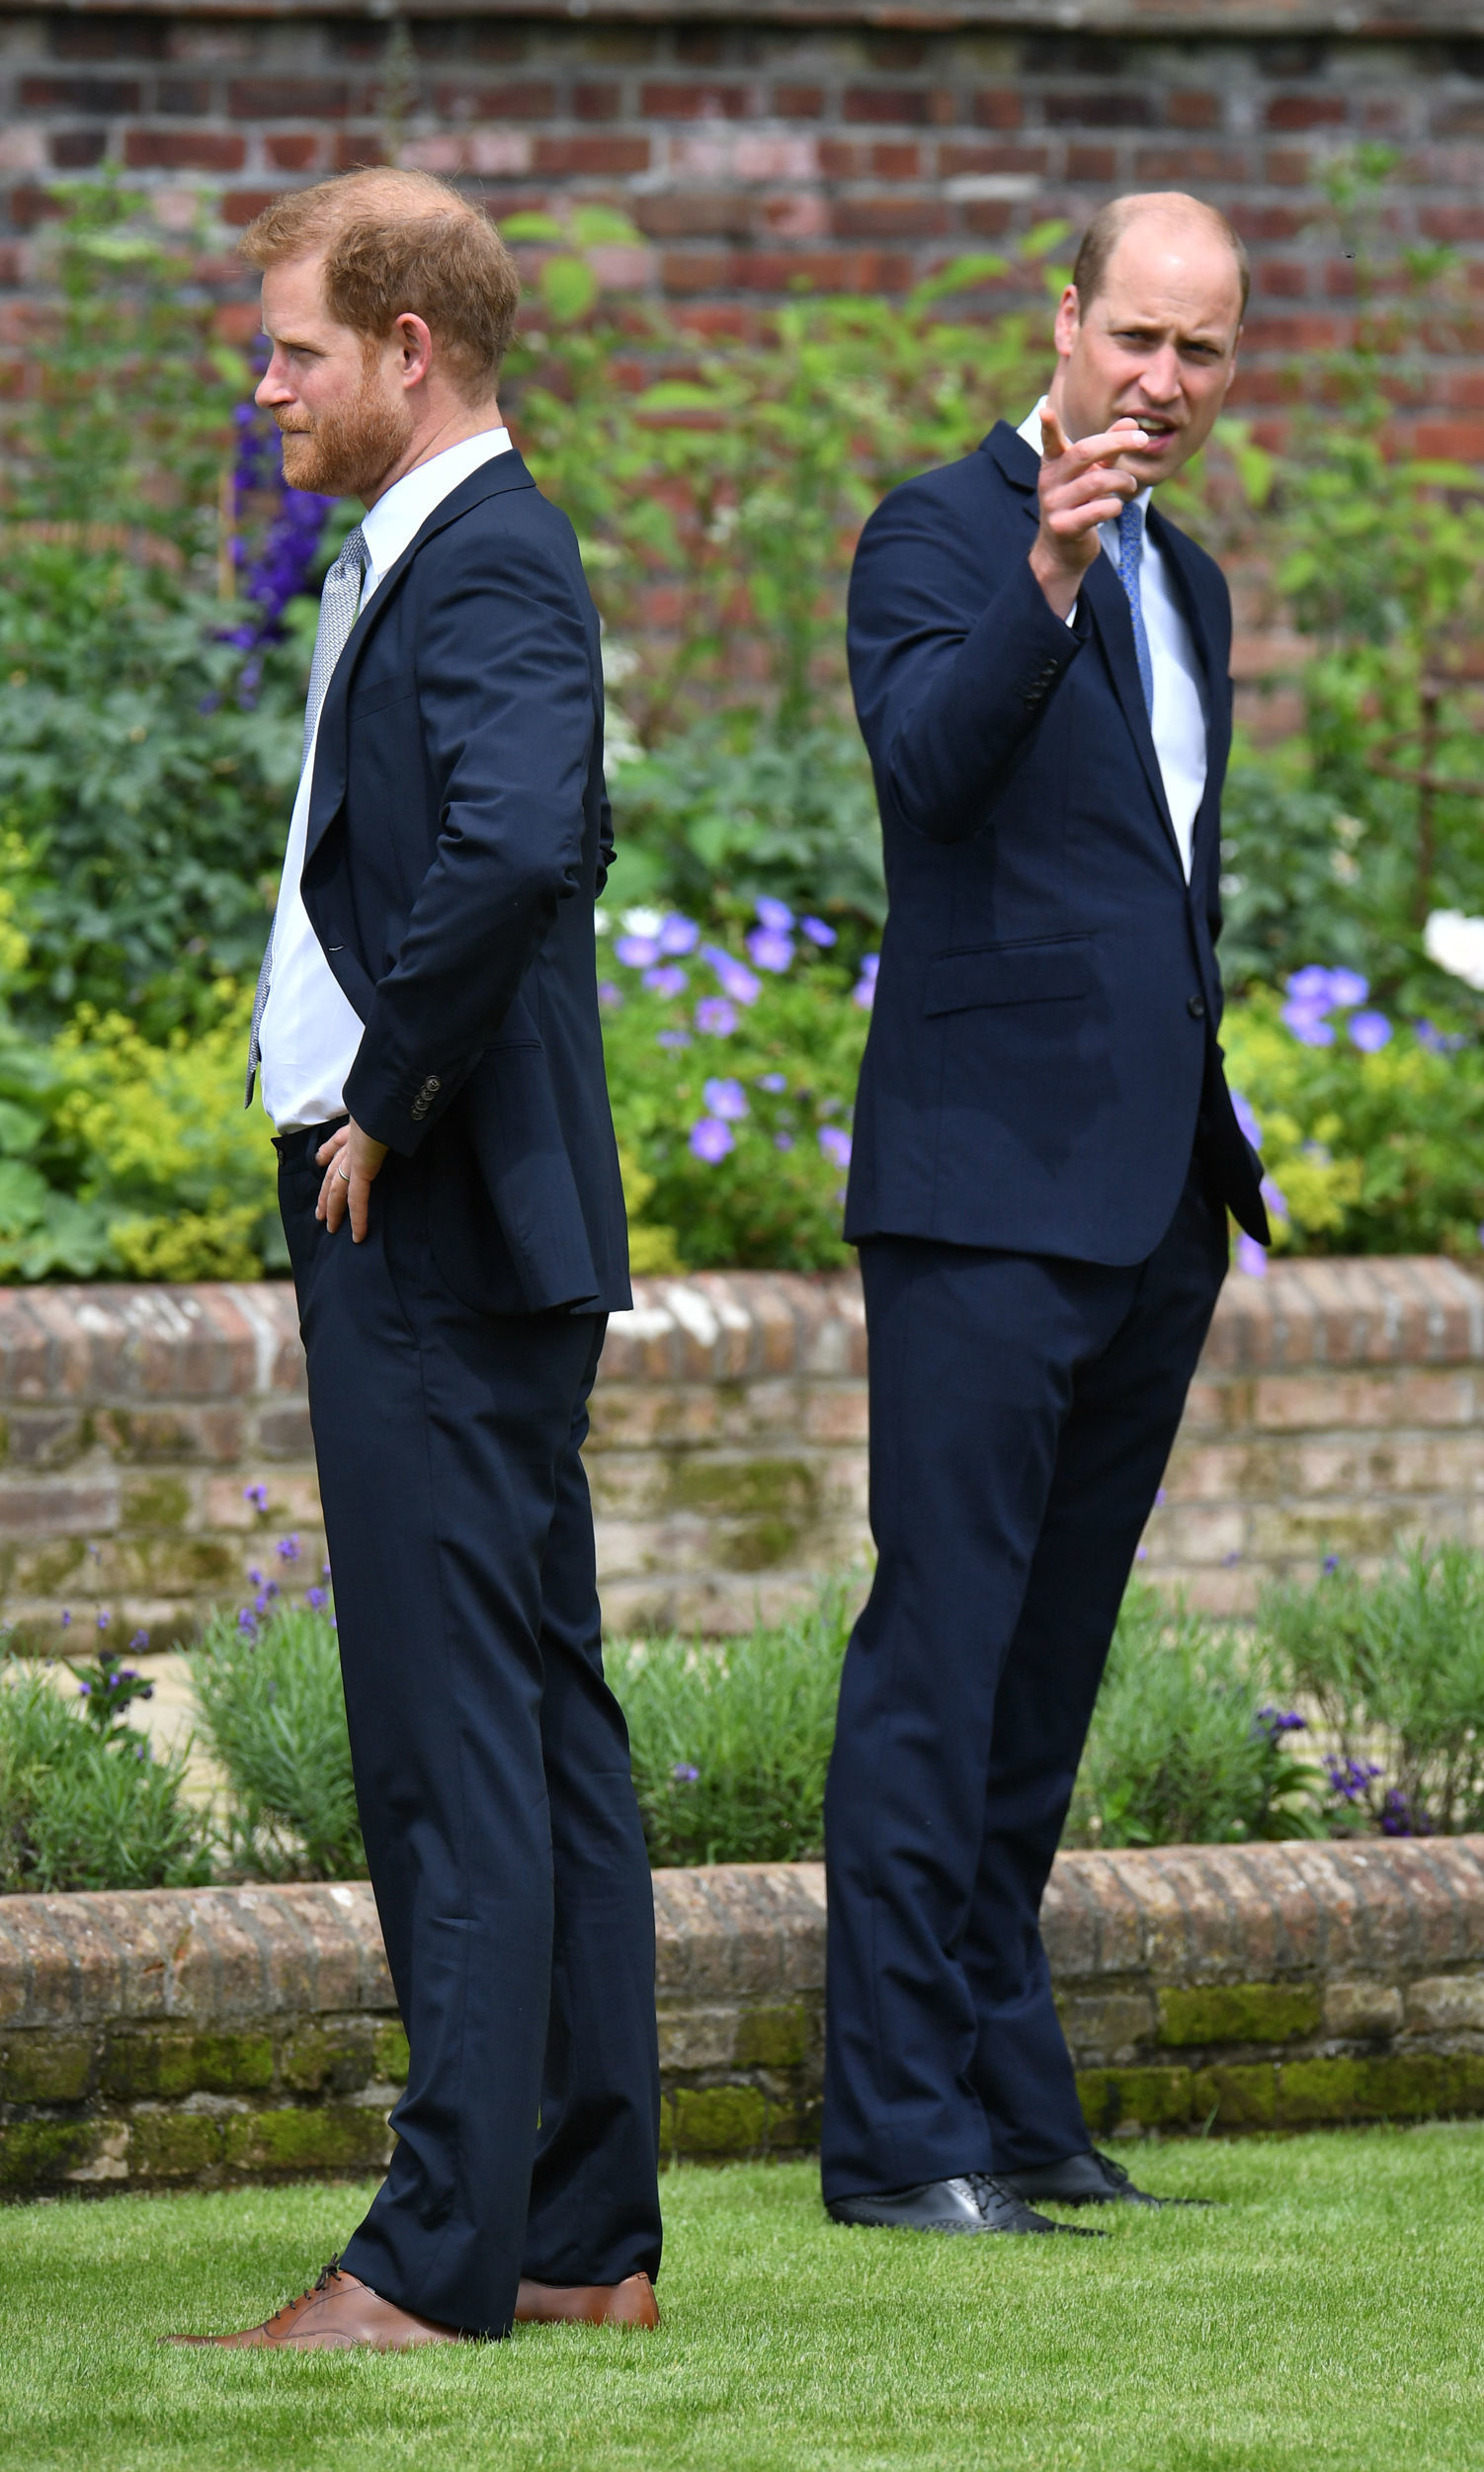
[{"xmin": 244, "ymin": 523, "xmax": 371, "ymax": 1107}]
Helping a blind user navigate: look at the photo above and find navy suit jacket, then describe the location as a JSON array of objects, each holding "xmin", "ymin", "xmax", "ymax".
[
  {"xmin": 300, "ymin": 448, "xmax": 631, "ymax": 1317},
  {"xmin": 844, "ymin": 419, "xmax": 1268, "ymax": 1265}
]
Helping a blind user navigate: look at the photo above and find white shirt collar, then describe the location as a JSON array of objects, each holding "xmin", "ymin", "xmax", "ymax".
[
  {"xmin": 1016, "ymin": 398, "xmax": 1151, "ymax": 518},
  {"xmin": 360, "ymin": 425, "xmax": 512, "ymax": 584}
]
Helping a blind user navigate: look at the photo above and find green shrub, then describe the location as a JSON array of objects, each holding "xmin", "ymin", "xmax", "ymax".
[
  {"xmin": 1066, "ymin": 1586, "xmax": 1322, "ymax": 1851},
  {"xmin": 0, "ymin": 1653, "xmax": 209, "ymax": 1893},
  {"xmin": 189, "ymin": 1594, "xmax": 364, "ymax": 1882},
  {"xmin": 606, "ymin": 1583, "xmax": 857, "ymax": 1867},
  {"xmin": 1258, "ymin": 1544, "xmax": 1484, "ymax": 1836}
]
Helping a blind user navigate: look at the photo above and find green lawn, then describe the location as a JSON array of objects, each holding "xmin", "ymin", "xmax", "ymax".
[{"xmin": 1, "ymin": 2129, "xmax": 1480, "ymax": 2472}]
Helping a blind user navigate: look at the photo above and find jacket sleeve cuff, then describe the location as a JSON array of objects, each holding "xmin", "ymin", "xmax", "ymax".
[{"xmin": 343, "ymin": 1048, "xmax": 455, "ymax": 1157}]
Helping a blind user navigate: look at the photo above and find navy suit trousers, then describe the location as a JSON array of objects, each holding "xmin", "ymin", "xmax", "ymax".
[
  {"xmin": 278, "ymin": 1126, "xmax": 662, "ymax": 2335},
  {"xmin": 822, "ymin": 1154, "xmax": 1228, "ymax": 2201}
]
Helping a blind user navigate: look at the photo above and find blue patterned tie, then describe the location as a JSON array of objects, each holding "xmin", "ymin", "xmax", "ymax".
[
  {"xmin": 1116, "ymin": 499, "xmax": 1155, "ymax": 722},
  {"xmin": 244, "ymin": 524, "xmax": 370, "ymax": 1106}
]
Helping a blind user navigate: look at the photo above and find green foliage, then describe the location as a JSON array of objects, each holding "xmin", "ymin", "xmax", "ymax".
[
  {"xmin": 599, "ymin": 915, "xmax": 868, "ymax": 1272},
  {"xmin": 606, "ymin": 1582, "xmax": 856, "ymax": 1867},
  {"xmin": 189, "ymin": 1596, "xmax": 365, "ymax": 1882},
  {"xmin": 1259, "ymin": 1544, "xmax": 1484, "ymax": 1836},
  {"xmin": 1222, "ymin": 988, "xmax": 1484, "ymax": 1260},
  {"xmin": 1066, "ymin": 1585, "xmax": 1321, "ymax": 1852},
  {"xmin": 0, "ymin": 1652, "xmax": 209, "ymax": 1893}
]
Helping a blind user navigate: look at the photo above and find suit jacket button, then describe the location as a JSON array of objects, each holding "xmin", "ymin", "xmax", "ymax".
[{"xmin": 1188, "ymin": 994, "xmax": 1206, "ymax": 1021}]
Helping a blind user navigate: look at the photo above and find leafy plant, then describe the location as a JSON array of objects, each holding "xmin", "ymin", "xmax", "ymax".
[
  {"xmin": 190, "ymin": 1593, "xmax": 364, "ymax": 1882},
  {"xmin": 606, "ymin": 1581, "xmax": 857, "ymax": 1868},
  {"xmin": 1259, "ymin": 1545, "xmax": 1484, "ymax": 1837},
  {"xmin": 1066, "ymin": 1585, "xmax": 1322, "ymax": 1851},
  {"xmin": 0, "ymin": 1650, "xmax": 208, "ymax": 1893}
]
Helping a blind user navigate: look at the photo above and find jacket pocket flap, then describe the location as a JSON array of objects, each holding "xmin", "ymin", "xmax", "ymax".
[{"xmin": 924, "ymin": 939, "xmax": 1092, "ymax": 1016}]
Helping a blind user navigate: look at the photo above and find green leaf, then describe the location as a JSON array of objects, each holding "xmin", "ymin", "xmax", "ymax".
[
  {"xmin": 539, "ymin": 256, "xmax": 599, "ymax": 323},
  {"xmin": 499, "ymin": 211, "xmax": 568, "ymax": 244},
  {"xmin": 569, "ymin": 206, "xmax": 644, "ymax": 249}
]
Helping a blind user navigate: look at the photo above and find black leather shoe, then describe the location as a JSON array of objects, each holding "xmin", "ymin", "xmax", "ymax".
[
  {"xmin": 996, "ymin": 2149, "xmax": 1210, "ymax": 2209},
  {"xmin": 826, "ymin": 2173, "xmax": 1102, "ymax": 2235}
]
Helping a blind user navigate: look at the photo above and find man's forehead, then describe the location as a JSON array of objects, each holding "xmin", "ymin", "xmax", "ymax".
[{"xmin": 1093, "ymin": 236, "xmax": 1242, "ymax": 336}]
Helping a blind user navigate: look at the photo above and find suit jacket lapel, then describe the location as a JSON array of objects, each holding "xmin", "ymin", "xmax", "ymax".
[
  {"xmin": 1080, "ymin": 549, "xmax": 1183, "ymax": 870},
  {"xmin": 1147, "ymin": 507, "xmax": 1230, "ymax": 884},
  {"xmin": 305, "ymin": 450, "xmax": 537, "ymax": 864}
]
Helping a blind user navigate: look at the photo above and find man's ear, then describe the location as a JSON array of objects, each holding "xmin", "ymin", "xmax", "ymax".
[
  {"xmin": 1052, "ymin": 283, "xmax": 1081, "ymax": 361},
  {"xmin": 394, "ymin": 312, "xmax": 435, "ymax": 388}
]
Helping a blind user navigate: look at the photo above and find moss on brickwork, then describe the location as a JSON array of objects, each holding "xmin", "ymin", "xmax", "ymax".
[
  {"xmin": 372, "ymin": 2023, "xmax": 410, "ymax": 2085},
  {"xmin": 1076, "ymin": 2067, "xmax": 1195, "ymax": 2135},
  {"xmin": 0, "ymin": 2119, "xmax": 99, "ymax": 2188},
  {"xmin": 120, "ymin": 1476, "xmax": 192, "ymax": 1531},
  {"xmin": 722, "ymin": 1520, "xmax": 802, "ymax": 1573},
  {"xmin": 673, "ymin": 2087, "xmax": 769, "ymax": 2154},
  {"xmin": 127, "ymin": 2112, "xmax": 226, "ymax": 2179},
  {"xmin": 0, "ymin": 2035, "xmax": 95, "ymax": 2103},
  {"xmin": 104, "ymin": 2031, "xmax": 273, "ymax": 2100},
  {"xmin": 1159, "ymin": 1984, "xmax": 1322, "ymax": 2047},
  {"xmin": 670, "ymin": 1458, "xmax": 819, "ymax": 1520},
  {"xmin": 1192, "ymin": 2064, "xmax": 1279, "ymax": 2129},
  {"xmin": 281, "ymin": 2026, "xmax": 374, "ymax": 2095},
  {"xmin": 1278, "ymin": 2052, "xmax": 1484, "ymax": 2125},
  {"xmin": 735, "ymin": 2008, "xmax": 811, "ymax": 2069},
  {"xmin": 220, "ymin": 2104, "xmax": 392, "ymax": 2175}
]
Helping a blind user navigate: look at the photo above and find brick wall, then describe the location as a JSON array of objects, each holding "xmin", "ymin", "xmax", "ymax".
[
  {"xmin": 2, "ymin": 1260, "xmax": 1484, "ymax": 1652},
  {"xmin": 3, "ymin": 1837, "xmax": 1482, "ymax": 2191},
  {"xmin": 4, "ymin": 2, "xmax": 1484, "ymax": 457}
]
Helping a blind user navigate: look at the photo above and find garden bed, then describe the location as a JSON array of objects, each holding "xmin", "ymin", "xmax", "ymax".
[{"xmin": 3, "ymin": 1837, "xmax": 1483, "ymax": 2195}]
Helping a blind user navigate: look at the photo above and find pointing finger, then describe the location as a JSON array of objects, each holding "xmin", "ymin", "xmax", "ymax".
[{"xmin": 1039, "ymin": 404, "xmax": 1070, "ymax": 461}]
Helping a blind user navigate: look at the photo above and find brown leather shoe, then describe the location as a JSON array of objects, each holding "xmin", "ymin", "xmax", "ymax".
[
  {"xmin": 164, "ymin": 2257, "xmax": 464, "ymax": 2351},
  {"xmin": 514, "ymin": 2272, "xmax": 659, "ymax": 2330}
]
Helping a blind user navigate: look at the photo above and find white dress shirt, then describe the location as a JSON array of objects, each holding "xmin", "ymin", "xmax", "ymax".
[
  {"xmin": 1016, "ymin": 400, "xmax": 1207, "ymax": 881},
  {"xmin": 260, "ymin": 425, "xmax": 513, "ymax": 1131}
]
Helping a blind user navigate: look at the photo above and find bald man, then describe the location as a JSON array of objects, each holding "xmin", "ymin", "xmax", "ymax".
[{"xmin": 824, "ymin": 194, "xmax": 1269, "ymax": 2232}]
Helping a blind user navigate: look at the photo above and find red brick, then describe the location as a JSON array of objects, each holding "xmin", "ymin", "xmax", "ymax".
[
  {"xmin": 265, "ymin": 132, "xmax": 322, "ymax": 173},
  {"xmin": 641, "ymin": 82, "xmax": 749, "ymax": 119},
  {"xmin": 51, "ymin": 17, "xmax": 168, "ymax": 58},
  {"xmin": 20, "ymin": 75, "xmax": 140, "ymax": 111},
  {"xmin": 817, "ymin": 138, "xmax": 869, "ymax": 180},
  {"xmin": 772, "ymin": 85, "xmax": 825, "ymax": 118},
  {"xmin": 1255, "ymin": 258, "xmax": 1312, "ymax": 299},
  {"xmin": 1265, "ymin": 147, "xmax": 1313, "ymax": 187},
  {"xmin": 1422, "ymin": 205, "xmax": 1484, "ymax": 244},
  {"xmin": 222, "ymin": 189, "xmax": 284, "ymax": 228},
  {"xmin": 533, "ymin": 134, "xmax": 651, "ymax": 176},
  {"xmin": 636, "ymin": 192, "xmax": 753, "ymax": 241},
  {"xmin": 1266, "ymin": 95, "xmax": 1349, "ymax": 130},
  {"xmin": 733, "ymin": 247, "xmax": 914, "ymax": 293},
  {"xmin": 971, "ymin": 87, "xmax": 1024, "ymax": 130},
  {"xmin": 659, "ymin": 248, "xmax": 737, "ymax": 296},
  {"xmin": 156, "ymin": 80, "xmax": 211, "ymax": 118},
  {"xmin": 1430, "ymin": 102, "xmax": 1484, "ymax": 138},
  {"xmin": 868, "ymin": 142, "xmax": 923, "ymax": 180},
  {"xmin": 573, "ymin": 82, "xmax": 621, "ymax": 121},
  {"xmin": 50, "ymin": 129, "xmax": 109, "ymax": 170},
  {"xmin": 834, "ymin": 195, "xmax": 949, "ymax": 240},
  {"xmin": 940, "ymin": 141, "xmax": 1050, "ymax": 178},
  {"xmin": 1233, "ymin": 205, "xmax": 1311, "ymax": 242},
  {"xmin": 1045, "ymin": 88, "xmax": 1157, "ymax": 129},
  {"xmin": 1067, "ymin": 144, "xmax": 1118, "ymax": 182},
  {"xmin": 1131, "ymin": 144, "xmax": 1249, "ymax": 182},
  {"xmin": 227, "ymin": 79, "xmax": 350, "ymax": 120},
  {"xmin": 436, "ymin": 80, "xmax": 556, "ymax": 121},
  {"xmin": 1167, "ymin": 89, "xmax": 1220, "ymax": 130},
  {"xmin": 962, "ymin": 201, "xmax": 1015, "ymax": 239},
  {"xmin": 843, "ymin": 86, "xmax": 935, "ymax": 126},
  {"xmin": 1415, "ymin": 418, "xmax": 1484, "ymax": 458},
  {"xmin": 124, "ymin": 127, "xmax": 245, "ymax": 172}
]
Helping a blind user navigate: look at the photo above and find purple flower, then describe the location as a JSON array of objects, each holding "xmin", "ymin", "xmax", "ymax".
[
  {"xmin": 775, "ymin": 1131, "xmax": 795, "ymax": 1151},
  {"xmin": 247, "ymin": 1568, "xmax": 264, "ymax": 1589},
  {"xmin": 656, "ymin": 1028, "xmax": 692, "ymax": 1050},
  {"xmin": 757, "ymin": 1072, "xmax": 787, "ymax": 1093},
  {"xmin": 1155, "ymin": 1487, "xmax": 1166, "ymax": 1505},
  {"xmin": 322, "ymin": 1562, "xmax": 332, "ymax": 1582},
  {"xmin": 96, "ymin": 1609, "xmax": 110, "ymax": 1631},
  {"xmin": 598, "ymin": 982, "xmax": 623, "ymax": 1011},
  {"xmin": 277, "ymin": 1535, "xmax": 300, "ymax": 1563},
  {"xmin": 60, "ymin": 1610, "xmax": 71, "ymax": 1629},
  {"xmin": 657, "ymin": 913, "xmax": 700, "ymax": 956},
  {"xmin": 643, "ymin": 964, "xmax": 689, "ymax": 998},
  {"xmin": 1230, "ymin": 1088, "xmax": 1263, "ymax": 1151},
  {"xmin": 77, "ymin": 1681, "xmax": 91, "ymax": 1696},
  {"xmin": 695, "ymin": 997, "xmax": 737, "ymax": 1038},
  {"xmin": 745, "ymin": 927, "xmax": 794, "ymax": 974},
  {"xmin": 1236, "ymin": 1233, "xmax": 1268, "ymax": 1278},
  {"xmin": 1349, "ymin": 1009, "xmax": 1392, "ymax": 1052},
  {"xmin": 755, "ymin": 896, "xmax": 794, "ymax": 934},
  {"xmin": 800, "ymin": 916, "xmax": 837, "ymax": 948},
  {"xmin": 1326, "ymin": 966, "xmax": 1369, "ymax": 1008},
  {"xmin": 1281, "ymin": 1000, "xmax": 1335, "ymax": 1046},
  {"xmin": 700, "ymin": 945, "xmax": 762, "ymax": 1007},
  {"xmin": 1259, "ymin": 1175, "xmax": 1289, "ymax": 1223},
  {"xmin": 1323, "ymin": 1553, "xmax": 1341, "ymax": 1574},
  {"xmin": 615, "ymin": 934, "xmax": 660, "ymax": 970},
  {"xmin": 819, "ymin": 1126, "xmax": 853, "ymax": 1170},
  {"xmin": 1257, "ymin": 1705, "xmax": 1306, "ymax": 1737},
  {"xmin": 237, "ymin": 1607, "xmax": 258, "ymax": 1636},
  {"xmin": 243, "ymin": 1482, "xmax": 269, "ymax": 1513},
  {"xmin": 853, "ymin": 953, "xmax": 880, "ymax": 1011},
  {"xmin": 689, "ymin": 1117, "xmax": 735, "ymax": 1164},
  {"xmin": 672, "ymin": 1762, "xmax": 701, "ymax": 1784},
  {"xmin": 1415, "ymin": 1018, "xmax": 1467, "ymax": 1055},
  {"xmin": 703, "ymin": 1077, "xmax": 749, "ymax": 1122},
  {"xmin": 306, "ymin": 1586, "xmax": 328, "ymax": 1612},
  {"xmin": 129, "ymin": 1630, "xmax": 148, "ymax": 1653}
]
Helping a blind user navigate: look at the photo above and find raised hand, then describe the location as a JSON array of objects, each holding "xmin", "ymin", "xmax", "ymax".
[{"xmin": 1030, "ymin": 406, "xmax": 1150, "ymax": 618}]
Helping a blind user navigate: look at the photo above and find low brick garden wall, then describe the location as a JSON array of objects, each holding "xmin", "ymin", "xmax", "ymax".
[
  {"xmin": 3, "ymin": 1258, "xmax": 1484, "ymax": 1650},
  {"xmin": 2, "ymin": 1839, "xmax": 1482, "ymax": 2194}
]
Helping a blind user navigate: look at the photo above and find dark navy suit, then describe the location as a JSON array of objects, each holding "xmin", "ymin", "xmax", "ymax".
[
  {"xmin": 822, "ymin": 421, "xmax": 1267, "ymax": 2200},
  {"xmin": 276, "ymin": 449, "xmax": 662, "ymax": 2332}
]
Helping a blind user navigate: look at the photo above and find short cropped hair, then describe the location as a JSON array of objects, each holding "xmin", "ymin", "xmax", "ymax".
[
  {"xmin": 240, "ymin": 168, "xmax": 521, "ymax": 399},
  {"xmin": 1072, "ymin": 192, "xmax": 1250, "ymax": 322}
]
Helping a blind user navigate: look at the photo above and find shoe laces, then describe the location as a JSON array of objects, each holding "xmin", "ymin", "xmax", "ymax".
[{"xmin": 1092, "ymin": 2151, "xmax": 1131, "ymax": 2190}]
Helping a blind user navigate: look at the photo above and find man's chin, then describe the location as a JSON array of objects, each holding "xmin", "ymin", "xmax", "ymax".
[{"xmin": 281, "ymin": 438, "xmax": 342, "ymax": 496}]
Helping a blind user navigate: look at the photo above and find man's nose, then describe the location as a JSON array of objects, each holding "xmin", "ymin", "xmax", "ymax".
[
  {"xmin": 254, "ymin": 355, "xmax": 290, "ymax": 407},
  {"xmin": 1139, "ymin": 345, "xmax": 1183, "ymax": 402}
]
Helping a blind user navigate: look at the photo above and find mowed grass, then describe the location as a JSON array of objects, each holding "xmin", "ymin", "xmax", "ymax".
[{"xmin": 1, "ymin": 2128, "xmax": 1481, "ymax": 2472}]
